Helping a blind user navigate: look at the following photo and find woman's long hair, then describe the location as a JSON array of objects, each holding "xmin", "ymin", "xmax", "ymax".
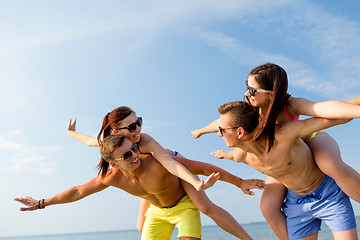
[
  {"xmin": 247, "ymin": 63, "xmax": 290, "ymax": 151},
  {"xmin": 97, "ymin": 106, "xmax": 134, "ymax": 177}
]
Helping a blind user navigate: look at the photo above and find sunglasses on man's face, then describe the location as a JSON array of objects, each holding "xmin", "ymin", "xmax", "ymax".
[
  {"xmin": 114, "ymin": 143, "xmax": 139, "ymax": 162},
  {"xmin": 218, "ymin": 126, "xmax": 239, "ymax": 137},
  {"xmin": 116, "ymin": 117, "xmax": 143, "ymax": 133},
  {"xmin": 246, "ymin": 82, "xmax": 272, "ymax": 97}
]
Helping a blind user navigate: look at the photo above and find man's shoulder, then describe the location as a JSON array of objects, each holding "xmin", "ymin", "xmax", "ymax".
[{"xmin": 102, "ymin": 168, "xmax": 122, "ymax": 182}]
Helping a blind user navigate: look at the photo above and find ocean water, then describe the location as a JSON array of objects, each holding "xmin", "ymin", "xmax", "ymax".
[{"xmin": 2, "ymin": 218, "xmax": 360, "ymax": 240}]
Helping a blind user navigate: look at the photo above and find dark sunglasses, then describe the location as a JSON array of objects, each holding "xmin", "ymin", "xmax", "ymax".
[
  {"xmin": 116, "ymin": 117, "xmax": 143, "ymax": 133},
  {"xmin": 114, "ymin": 143, "xmax": 139, "ymax": 162},
  {"xmin": 218, "ymin": 126, "xmax": 239, "ymax": 136},
  {"xmin": 246, "ymin": 82, "xmax": 272, "ymax": 97}
]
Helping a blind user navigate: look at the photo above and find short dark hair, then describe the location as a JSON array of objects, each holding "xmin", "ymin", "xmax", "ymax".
[{"xmin": 218, "ymin": 101, "xmax": 259, "ymax": 134}]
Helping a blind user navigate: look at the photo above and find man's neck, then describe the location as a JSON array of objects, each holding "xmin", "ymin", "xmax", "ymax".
[
  {"xmin": 235, "ymin": 139, "xmax": 268, "ymax": 156},
  {"xmin": 117, "ymin": 161, "xmax": 144, "ymax": 180}
]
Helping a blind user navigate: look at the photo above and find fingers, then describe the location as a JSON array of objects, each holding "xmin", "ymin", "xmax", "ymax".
[
  {"xmin": 243, "ymin": 189, "xmax": 255, "ymax": 196},
  {"xmin": 243, "ymin": 180, "xmax": 266, "ymax": 193},
  {"xmin": 254, "ymin": 179, "xmax": 266, "ymax": 190},
  {"xmin": 67, "ymin": 118, "xmax": 77, "ymax": 131},
  {"xmin": 191, "ymin": 130, "xmax": 200, "ymax": 139},
  {"xmin": 14, "ymin": 196, "xmax": 38, "ymax": 211},
  {"xmin": 210, "ymin": 150, "xmax": 224, "ymax": 159}
]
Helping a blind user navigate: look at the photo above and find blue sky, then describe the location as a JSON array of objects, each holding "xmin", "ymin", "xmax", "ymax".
[{"xmin": 1, "ymin": 0, "xmax": 360, "ymax": 237}]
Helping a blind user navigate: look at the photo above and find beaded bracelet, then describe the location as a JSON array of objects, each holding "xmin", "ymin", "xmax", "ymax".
[{"xmin": 38, "ymin": 199, "xmax": 45, "ymax": 209}]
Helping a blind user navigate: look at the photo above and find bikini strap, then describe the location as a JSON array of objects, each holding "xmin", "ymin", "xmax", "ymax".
[{"xmin": 284, "ymin": 105, "xmax": 299, "ymax": 121}]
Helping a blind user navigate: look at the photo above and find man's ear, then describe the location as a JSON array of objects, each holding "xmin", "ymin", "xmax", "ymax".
[
  {"xmin": 109, "ymin": 161, "xmax": 117, "ymax": 168},
  {"xmin": 237, "ymin": 127, "xmax": 246, "ymax": 139}
]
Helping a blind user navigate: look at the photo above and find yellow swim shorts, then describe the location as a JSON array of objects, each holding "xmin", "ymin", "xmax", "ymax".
[{"xmin": 141, "ymin": 195, "xmax": 201, "ymax": 240}]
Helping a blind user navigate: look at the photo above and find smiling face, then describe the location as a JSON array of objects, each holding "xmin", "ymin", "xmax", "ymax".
[
  {"xmin": 111, "ymin": 137, "xmax": 141, "ymax": 170},
  {"xmin": 114, "ymin": 112, "xmax": 142, "ymax": 143},
  {"xmin": 245, "ymin": 75, "xmax": 273, "ymax": 108}
]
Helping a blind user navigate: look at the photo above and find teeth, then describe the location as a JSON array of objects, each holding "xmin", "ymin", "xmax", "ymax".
[{"xmin": 132, "ymin": 157, "xmax": 139, "ymax": 164}]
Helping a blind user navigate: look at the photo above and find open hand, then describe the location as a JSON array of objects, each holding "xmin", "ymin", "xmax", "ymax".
[
  {"xmin": 240, "ymin": 179, "xmax": 266, "ymax": 196},
  {"xmin": 191, "ymin": 129, "xmax": 203, "ymax": 139},
  {"xmin": 210, "ymin": 150, "xmax": 226, "ymax": 159},
  {"xmin": 67, "ymin": 118, "xmax": 77, "ymax": 132},
  {"xmin": 14, "ymin": 196, "xmax": 40, "ymax": 211},
  {"xmin": 196, "ymin": 172, "xmax": 220, "ymax": 191}
]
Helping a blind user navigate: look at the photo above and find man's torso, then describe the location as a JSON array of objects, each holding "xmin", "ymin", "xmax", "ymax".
[{"xmin": 104, "ymin": 154, "xmax": 186, "ymax": 207}]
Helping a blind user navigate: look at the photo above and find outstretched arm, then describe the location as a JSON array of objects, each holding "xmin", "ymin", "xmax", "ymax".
[
  {"xmin": 281, "ymin": 116, "xmax": 350, "ymax": 142},
  {"xmin": 175, "ymin": 156, "xmax": 265, "ymax": 195},
  {"xmin": 290, "ymin": 96, "xmax": 360, "ymax": 119},
  {"xmin": 67, "ymin": 118, "xmax": 100, "ymax": 147},
  {"xmin": 140, "ymin": 133, "xmax": 219, "ymax": 191},
  {"xmin": 281, "ymin": 96, "xmax": 360, "ymax": 140},
  {"xmin": 14, "ymin": 177, "xmax": 109, "ymax": 211},
  {"xmin": 191, "ymin": 119, "xmax": 220, "ymax": 138},
  {"xmin": 211, "ymin": 149, "xmax": 236, "ymax": 161}
]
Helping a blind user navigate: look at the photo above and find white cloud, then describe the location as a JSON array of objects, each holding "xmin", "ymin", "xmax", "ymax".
[
  {"xmin": 187, "ymin": 0, "xmax": 360, "ymax": 99},
  {"xmin": 0, "ymin": 136, "xmax": 60, "ymax": 175}
]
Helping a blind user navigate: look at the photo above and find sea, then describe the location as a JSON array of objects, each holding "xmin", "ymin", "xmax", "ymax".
[{"xmin": 2, "ymin": 218, "xmax": 360, "ymax": 240}]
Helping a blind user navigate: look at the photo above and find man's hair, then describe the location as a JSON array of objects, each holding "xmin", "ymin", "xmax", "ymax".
[
  {"xmin": 218, "ymin": 101, "xmax": 259, "ymax": 137},
  {"xmin": 98, "ymin": 134, "xmax": 126, "ymax": 177}
]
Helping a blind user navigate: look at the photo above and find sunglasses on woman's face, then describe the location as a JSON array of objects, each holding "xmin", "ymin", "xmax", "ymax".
[
  {"xmin": 246, "ymin": 83, "xmax": 272, "ymax": 97},
  {"xmin": 116, "ymin": 117, "xmax": 143, "ymax": 133},
  {"xmin": 114, "ymin": 143, "xmax": 139, "ymax": 162}
]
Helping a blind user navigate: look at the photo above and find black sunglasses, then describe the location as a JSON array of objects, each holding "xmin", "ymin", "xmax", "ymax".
[
  {"xmin": 114, "ymin": 143, "xmax": 139, "ymax": 162},
  {"xmin": 116, "ymin": 117, "xmax": 143, "ymax": 133},
  {"xmin": 246, "ymin": 82, "xmax": 272, "ymax": 96},
  {"xmin": 218, "ymin": 126, "xmax": 239, "ymax": 136}
]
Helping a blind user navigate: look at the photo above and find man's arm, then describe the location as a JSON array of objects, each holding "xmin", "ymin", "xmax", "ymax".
[
  {"xmin": 175, "ymin": 156, "xmax": 265, "ymax": 195},
  {"xmin": 14, "ymin": 177, "xmax": 109, "ymax": 211},
  {"xmin": 191, "ymin": 119, "xmax": 220, "ymax": 139},
  {"xmin": 210, "ymin": 149, "xmax": 235, "ymax": 161}
]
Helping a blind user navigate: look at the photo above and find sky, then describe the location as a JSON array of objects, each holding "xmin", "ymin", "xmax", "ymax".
[{"xmin": 1, "ymin": 0, "xmax": 360, "ymax": 237}]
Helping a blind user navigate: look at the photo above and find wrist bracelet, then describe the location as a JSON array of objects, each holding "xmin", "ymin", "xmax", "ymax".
[{"xmin": 38, "ymin": 199, "xmax": 45, "ymax": 209}]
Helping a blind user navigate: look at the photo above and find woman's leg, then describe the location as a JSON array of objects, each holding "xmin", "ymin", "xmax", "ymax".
[
  {"xmin": 180, "ymin": 179, "xmax": 253, "ymax": 240},
  {"xmin": 298, "ymin": 231, "xmax": 318, "ymax": 240},
  {"xmin": 260, "ymin": 176, "xmax": 288, "ymax": 240},
  {"xmin": 308, "ymin": 131, "xmax": 360, "ymax": 203},
  {"xmin": 332, "ymin": 228, "xmax": 358, "ymax": 240}
]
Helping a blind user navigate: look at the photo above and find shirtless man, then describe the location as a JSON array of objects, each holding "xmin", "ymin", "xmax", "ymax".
[
  {"xmin": 15, "ymin": 134, "xmax": 265, "ymax": 240},
  {"xmin": 211, "ymin": 101, "xmax": 358, "ymax": 240}
]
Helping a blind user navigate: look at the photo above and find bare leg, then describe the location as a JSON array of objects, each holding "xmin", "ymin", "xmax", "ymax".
[
  {"xmin": 260, "ymin": 176, "xmax": 289, "ymax": 240},
  {"xmin": 180, "ymin": 237, "xmax": 200, "ymax": 240},
  {"xmin": 308, "ymin": 131, "xmax": 360, "ymax": 203},
  {"xmin": 181, "ymin": 179, "xmax": 253, "ymax": 240},
  {"xmin": 332, "ymin": 228, "xmax": 358, "ymax": 240},
  {"xmin": 298, "ymin": 231, "xmax": 318, "ymax": 240}
]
